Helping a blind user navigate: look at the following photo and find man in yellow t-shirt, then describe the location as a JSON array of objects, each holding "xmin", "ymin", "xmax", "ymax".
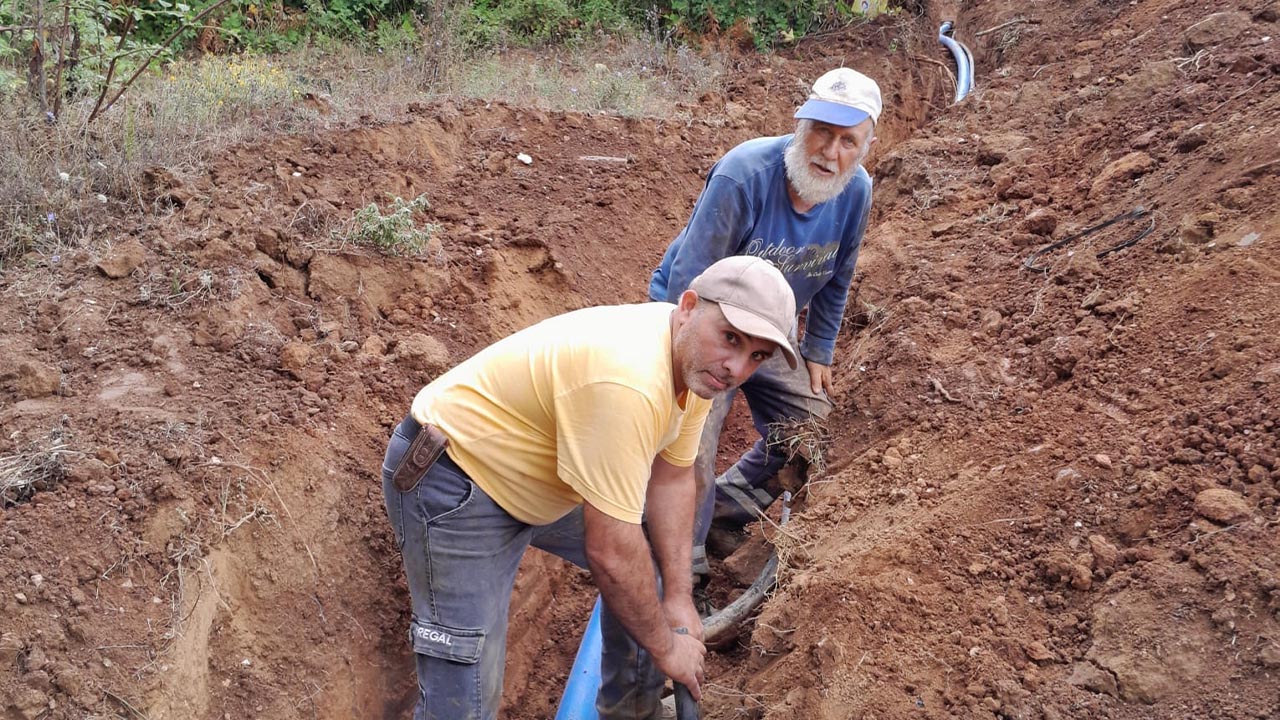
[{"xmin": 381, "ymin": 256, "xmax": 797, "ymax": 720}]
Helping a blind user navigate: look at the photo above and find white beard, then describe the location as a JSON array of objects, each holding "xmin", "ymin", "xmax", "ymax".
[{"xmin": 784, "ymin": 122, "xmax": 862, "ymax": 207}]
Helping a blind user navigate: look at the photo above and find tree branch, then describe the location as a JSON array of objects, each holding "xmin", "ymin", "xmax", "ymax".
[{"xmin": 89, "ymin": 0, "xmax": 236, "ymax": 124}]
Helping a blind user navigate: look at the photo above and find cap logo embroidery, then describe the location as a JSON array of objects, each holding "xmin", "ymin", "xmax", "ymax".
[{"xmin": 831, "ymin": 80, "xmax": 847, "ymax": 93}]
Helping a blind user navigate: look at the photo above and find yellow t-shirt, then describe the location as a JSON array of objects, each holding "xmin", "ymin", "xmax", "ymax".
[{"xmin": 410, "ymin": 302, "xmax": 711, "ymax": 525}]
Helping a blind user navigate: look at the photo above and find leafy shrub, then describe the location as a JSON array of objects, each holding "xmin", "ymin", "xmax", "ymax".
[
  {"xmin": 665, "ymin": 0, "xmax": 883, "ymax": 48},
  {"xmin": 341, "ymin": 195, "xmax": 441, "ymax": 256}
]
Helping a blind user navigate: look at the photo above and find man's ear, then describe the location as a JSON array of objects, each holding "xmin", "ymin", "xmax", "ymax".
[{"xmin": 678, "ymin": 289, "xmax": 699, "ymax": 312}]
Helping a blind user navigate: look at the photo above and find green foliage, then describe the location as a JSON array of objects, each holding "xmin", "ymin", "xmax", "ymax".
[
  {"xmin": 665, "ymin": 0, "xmax": 881, "ymax": 48},
  {"xmin": 342, "ymin": 195, "xmax": 441, "ymax": 256}
]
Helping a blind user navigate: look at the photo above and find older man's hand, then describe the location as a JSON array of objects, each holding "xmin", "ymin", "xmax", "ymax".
[{"xmin": 806, "ymin": 360, "xmax": 834, "ymax": 397}]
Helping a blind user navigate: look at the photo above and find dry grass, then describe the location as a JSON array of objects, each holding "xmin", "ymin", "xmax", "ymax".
[
  {"xmin": 0, "ymin": 429, "xmax": 81, "ymax": 506},
  {"xmin": 766, "ymin": 415, "xmax": 830, "ymax": 477},
  {"xmin": 449, "ymin": 36, "xmax": 720, "ymax": 117},
  {"xmin": 1, "ymin": 33, "xmax": 724, "ymax": 269}
]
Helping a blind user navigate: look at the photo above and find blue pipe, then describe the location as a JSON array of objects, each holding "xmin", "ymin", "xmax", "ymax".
[
  {"xmin": 938, "ymin": 21, "xmax": 975, "ymax": 103},
  {"xmin": 555, "ymin": 596, "xmax": 603, "ymax": 720}
]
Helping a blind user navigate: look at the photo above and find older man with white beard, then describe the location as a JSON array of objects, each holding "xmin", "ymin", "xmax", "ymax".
[{"xmin": 649, "ymin": 67, "xmax": 881, "ymax": 591}]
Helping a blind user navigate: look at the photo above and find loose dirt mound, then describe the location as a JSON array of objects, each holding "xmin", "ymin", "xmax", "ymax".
[{"xmin": 2, "ymin": 1, "xmax": 1277, "ymax": 719}]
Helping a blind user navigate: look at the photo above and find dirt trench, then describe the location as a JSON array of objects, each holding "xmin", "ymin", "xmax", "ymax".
[{"xmin": 3, "ymin": 1, "xmax": 1280, "ymax": 719}]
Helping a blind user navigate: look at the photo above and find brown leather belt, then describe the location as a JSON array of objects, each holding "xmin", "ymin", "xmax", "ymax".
[{"xmin": 392, "ymin": 417, "xmax": 451, "ymax": 493}]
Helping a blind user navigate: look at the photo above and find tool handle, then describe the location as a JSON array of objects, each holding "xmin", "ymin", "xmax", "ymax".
[{"xmin": 673, "ymin": 683, "xmax": 700, "ymax": 720}]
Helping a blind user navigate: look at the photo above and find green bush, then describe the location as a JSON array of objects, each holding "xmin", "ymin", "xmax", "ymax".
[
  {"xmin": 342, "ymin": 195, "xmax": 442, "ymax": 257},
  {"xmin": 664, "ymin": 0, "xmax": 876, "ymax": 48}
]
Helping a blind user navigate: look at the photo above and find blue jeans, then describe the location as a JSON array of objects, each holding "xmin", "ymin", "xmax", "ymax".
[
  {"xmin": 690, "ymin": 349, "xmax": 832, "ymax": 575},
  {"xmin": 382, "ymin": 416, "xmax": 665, "ymax": 720}
]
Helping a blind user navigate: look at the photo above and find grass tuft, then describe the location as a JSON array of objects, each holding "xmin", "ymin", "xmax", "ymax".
[
  {"xmin": 766, "ymin": 415, "xmax": 830, "ymax": 477},
  {"xmin": 0, "ymin": 429, "xmax": 81, "ymax": 507}
]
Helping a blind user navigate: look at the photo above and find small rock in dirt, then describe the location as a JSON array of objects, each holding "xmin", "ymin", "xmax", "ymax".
[
  {"xmin": 898, "ymin": 296, "xmax": 932, "ymax": 315},
  {"xmin": 1024, "ymin": 641, "xmax": 1055, "ymax": 663},
  {"xmin": 724, "ymin": 101, "xmax": 749, "ymax": 124},
  {"xmin": 1067, "ymin": 662, "xmax": 1117, "ymax": 696},
  {"xmin": 1252, "ymin": 363, "xmax": 1280, "ymax": 386},
  {"xmin": 1069, "ymin": 563, "xmax": 1093, "ymax": 591},
  {"xmin": 722, "ymin": 538, "xmax": 775, "ymax": 586},
  {"xmin": 1131, "ymin": 129, "xmax": 1160, "ymax": 149},
  {"xmin": 1247, "ymin": 464, "xmax": 1269, "ymax": 484},
  {"xmin": 1178, "ymin": 211, "xmax": 1221, "ymax": 245},
  {"xmin": 1175, "ymin": 123, "xmax": 1210, "ymax": 152},
  {"xmin": 1089, "ymin": 535, "xmax": 1120, "ymax": 573},
  {"xmin": 1193, "ymin": 488, "xmax": 1252, "ymax": 524},
  {"xmin": 1260, "ymin": 643, "xmax": 1280, "ymax": 669},
  {"xmin": 279, "ymin": 341, "xmax": 312, "ymax": 375},
  {"xmin": 15, "ymin": 361, "xmax": 60, "ymax": 398},
  {"xmin": 980, "ymin": 309, "xmax": 1004, "ymax": 335},
  {"xmin": 1090, "ymin": 152, "xmax": 1156, "ymax": 197},
  {"xmin": 484, "ymin": 151, "xmax": 508, "ymax": 175},
  {"xmin": 360, "ymin": 335, "xmax": 388, "ymax": 357},
  {"xmin": 65, "ymin": 459, "xmax": 109, "ymax": 485},
  {"xmin": 976, "ymin": 134, "xmax": 1030, "ymax": 165},
  {"xmin": 1020, "ymin": 208, "xmax": 1058, "ymax": 236},
  {"xmin": 1048, "ymin": 336, "xmax": 1092, "ymax": 378},
  {"xmin": 1107, "ymin": 62, "xmax": 1179, "ymax": 111},
  {"xmin": 1095, "ymin": 293, "xmax": 1141, "ymax": 317},
  {"xmin": 1183, "ymin": 12, "xmax": 1254, "ymax": 50},
  {"xmin": 1173, "ymin": 448, "xmax": 1206, "ymax": 464},
  {"xmin": 1010, "ymin": 232, "xmax": 1042, "ymax": 248},
  {"xmin": 1057, "ymin": 250, "xmax": 1103, "ymax": 283},
  {"xmin": 396, "ymin": 333, "xmax": 451, "ymax": 373},
  {"xmin": 8, "ymin": 686, "xmax": 49, "ymax": 720},
  {"xmin": 881, "ymin": 446, "xmax": 903, "ymax": 468},
  {"xmin": 929, "ymin": 220, "xmax": 957, "ymax": 237},
  {"xmin": 1093, "ymin": 454, "xmax": 1112, "ymax": 469},
  {"xmin": 95, "ymin": 239, "xmax": 147, "ymax": 279}
]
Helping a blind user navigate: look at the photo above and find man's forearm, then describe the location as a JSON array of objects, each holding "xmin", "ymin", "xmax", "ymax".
[
  {"xmin": 644, "ymin": 463, "xmax": 696, "ymax": 599},
  {"xmin": 583, "ymin": 505, "xmax": 675, "ymax": 659}
]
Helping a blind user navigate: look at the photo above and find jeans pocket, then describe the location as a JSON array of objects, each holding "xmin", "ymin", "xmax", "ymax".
[
  {"xmin": 417, "ymin": 464, "xmax": 476, "ymax": 525},
  {"xmin": 383, "ymin": 428, "xmax": 411, "ymax": 550},
  {"xmin": 410, "ymin": 618, "xmax": 485, "ymax": 664}
]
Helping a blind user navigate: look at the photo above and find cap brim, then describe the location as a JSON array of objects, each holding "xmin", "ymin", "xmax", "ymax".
[
  {"xmin": 795, "ymin": 99, "xmax": 872, "ymax": 127},
  {"xmin": 718, "ymin": 304, "xmax": 799, "ymax": 370}
]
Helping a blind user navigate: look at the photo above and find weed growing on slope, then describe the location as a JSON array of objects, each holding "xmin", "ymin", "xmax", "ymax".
[{"xmin": 339, "ymin": 194, "xmax": 442, "ymax": 257}]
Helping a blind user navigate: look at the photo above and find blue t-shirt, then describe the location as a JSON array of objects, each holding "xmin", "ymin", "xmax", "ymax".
[{"xmin": 649, "ymin": 135, "xmax": 872, "ymax": 366}]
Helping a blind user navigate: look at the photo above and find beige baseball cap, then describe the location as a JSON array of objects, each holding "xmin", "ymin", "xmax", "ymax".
[
  {"xmin": 689, "ymin": 256, "xmax": 798, "ymax": 369},
  {"xmin": 795, "ymin": 67, "xmax": 883, "ymax": 127}
]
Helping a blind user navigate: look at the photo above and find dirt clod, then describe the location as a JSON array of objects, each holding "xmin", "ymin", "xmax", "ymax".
[
  {"xmin": 1183, "ymin": 11, "xmax": 1255, "ymax": 50},
  {"xmin": 95, "ymin": 239, "xmax": 147, "ymax": 279},
  {"xmin": 1193, "ymin": 488, "xmax": 1253, "ymax": 524},
  {"xmin": 1067, "ymin": 662, "xmax": 1117, "ymax": 696},
  {"xmin": 395, "ymin": 333, "xmax": 451, "ymax": 373},
  {"xmin": 14, "ymin": 362, "xmax": 60, "ymax": 399}
]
